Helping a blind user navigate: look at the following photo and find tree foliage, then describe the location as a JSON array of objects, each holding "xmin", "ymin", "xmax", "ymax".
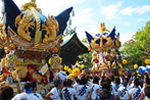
[
  {"xmin": 121, "ymin": 21, "xmax": 150, "ymax": 67},
  {"xmin": 81, "ymin": 38, "xmax": 88, "ymax": 44},
  {"xmin": 78, "ymin": 52, "xmax": 92, "ymax": 68}
]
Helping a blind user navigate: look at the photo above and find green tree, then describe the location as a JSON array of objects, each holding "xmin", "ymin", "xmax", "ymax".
[
  {"xmin": 78, "ymin": 38, "xmax": 92, "ymax": 68},
  {"xmin": 78, "ymin": 52, "xmax": 92, "ymax": 68},
  {"xmin": 81, "ymin": 38, "xmax": 88, "ymax": 44},
  {"xmin": 121, "ymin": 21, "xmax": 150, "ymax": 67},
  {"xmin": 133, "ymin": 21, "xmax": 150, "ymax": 56}
]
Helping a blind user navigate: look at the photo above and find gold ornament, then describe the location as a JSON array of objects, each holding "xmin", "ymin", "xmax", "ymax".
[
  {"xmin": 42, "ymin": 15, "xmax": 59, "ymax": 43},
  {"xmin": 49, "ymin": 54, "xmax": 62, "ymax": 72},
  {"xmin": 81, "ymin": 64, "xmax": 85, "ymax": 69},
  {"xmin": 11, "ymin": 66, "xmax": 28, "ymax": 82},
  {"xmin": 64, "ymin": 66, "xmax": 69, "ymax": 71},
  {"xmin": 31, "ymin": 0, "xmax": 36, "ymax": 3},
  {"xmin": 99, "ymin": 23, "xmax": 110, "ymax": 35},
  {"xmin": 15, "ymin": 10, "xmax": 35, "ymax": 41},
  {"xmin": 122, "ymin": 59, "xmax": 127, "ymax": 65},
  {"xmin": 68, "ymin": 68, "xmax": 72, "ymax": 73},
  {"xmin": 72, "ymin": 68, "xmax": 80, "ymax": 77},
  {"xmin": 145, "ymin": 59, "xmax": 150, "ymax": 65},
  {"xmin": 134, "ymin": 64, "xmax": 138, "ymax": 69},
  {"xmin": 68, "ymin": 74, "xmax": 72, "ymax": 79}
]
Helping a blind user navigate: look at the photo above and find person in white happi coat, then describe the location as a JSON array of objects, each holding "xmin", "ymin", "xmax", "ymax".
[
  {"xmin": 46, "ymin": 79, "xmax": 62, "ymax": 100},
  {"xmin": 75, "ymin": 76, "xmax": 90, "ymax": 100},
  {"xmin": 118, "ymin": 78, "xmax": 129, "ymax": 100},
  {"xmin": 90, "ymin": 75, "xmax": 101, "ymax": 100},
  {"xmin": 62, "ymin": 79, "xmax": 76, "ymax": 100},
  {"xmin": 140, "ymin": 75, "xmax": 150, "ymax": 100},
  {"xmin": 129, "ymin": 78, "xmax": 141, "ymax": 100}
]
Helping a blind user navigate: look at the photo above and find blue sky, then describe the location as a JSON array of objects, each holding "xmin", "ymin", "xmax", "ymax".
[{"xmin": 1, "ymin": 0, "xmax": 150, "ymax": 44}]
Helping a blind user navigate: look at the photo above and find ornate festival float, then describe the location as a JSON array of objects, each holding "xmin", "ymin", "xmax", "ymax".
[
  {"xmin": 85, "ymin": 23, "xmax": 122, "ymax": 71},
  {"xmin": 0, "ymin": 0, "xmax": 73, "ymax": 93}
]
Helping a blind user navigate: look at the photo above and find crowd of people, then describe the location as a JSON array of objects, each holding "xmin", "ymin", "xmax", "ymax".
[
  {"xmin": 0, "ymin": 82, "xmax": 43, "ymax": 100},
  {"xmin": 48, "ymin": 70, "xmax": 150, "ymax": 100},
  {"xmin": 0, "ymin": 69, "xmax": 150, "ymax": 100}
]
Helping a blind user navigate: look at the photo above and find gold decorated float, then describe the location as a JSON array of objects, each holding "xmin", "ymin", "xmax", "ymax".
[
  {"xmin": 86, "ymin": 23, "xmax": 122, "ymax": 71},
  {"xmin": 0, "ymin": 0, "xmax": 73, "ymax": 85}
]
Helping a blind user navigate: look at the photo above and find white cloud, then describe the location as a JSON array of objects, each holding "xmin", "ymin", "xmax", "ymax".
[
  {"xmin": 72, "ymin": 8, "xmax": 94, "ymax": 26},
  {"xmin": 70, "ymin": 7, "xmax": 96, "ymax": 41},
  {"xmin": 120, "ymin": 5, "xmax": 150, "ymax": 16},
  {"xmin": 101, "ymin": 2, "xmax": 122, "ymax": 19},
  {"xmin": 120, "ymin": 33, "xmax": 134, "ymax": 44},
  {"xmin": 120, "ymin": 6, "xmax": 134, "ymax": 16},
  {"xmin": 137, "ymin": 18, "xmax": 144, "ymax": 22},
  {"xmin": 73, "ymin": 8, "xmax": 96, "ymax": 40}
]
